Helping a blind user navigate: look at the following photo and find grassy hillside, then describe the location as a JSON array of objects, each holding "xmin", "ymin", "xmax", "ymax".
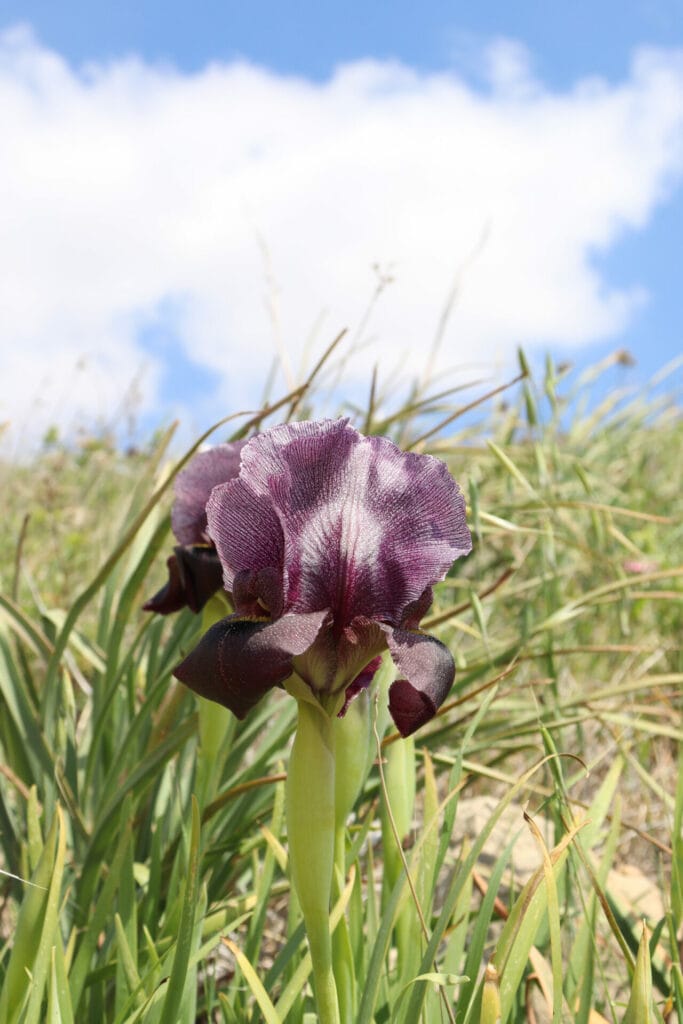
[{"xmin": 0, "ymin": 352, "xmax": 681, "ymax": 1023}]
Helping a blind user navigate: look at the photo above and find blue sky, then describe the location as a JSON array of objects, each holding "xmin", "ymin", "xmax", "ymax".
[
  {"xmin": 4, "ymin": 0, "xmax": 682, "ymax": 83},
  {"xmin": 0, "ymin": 1, "xmax": 681, "ymax": 450}
]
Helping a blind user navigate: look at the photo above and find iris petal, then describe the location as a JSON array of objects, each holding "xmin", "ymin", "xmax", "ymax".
[
  {"xmin": 173, "ymin": 610, "xmax": 329, "ymax": 718},
  {"xmin": 207, "ymin": 479, "xmax": 286, "ymax": 600},
  {"xmin": 232, "ymin": 566, "xmax": 285, "ymax": 618},
  {"xmin": 337, "ymin": 655, "xmax": 383, "ymax": 717},
  {"xmin": 143, "ymin": 546, "xmax": 224, "ymax": 615},
  {"xmin": 399, "ymin": 586, "xmax": 435, "ymax": 630},
  {"xmin": 145, "ymin": 441, "xmax": 247, "ymax": 615},
  {"xmin": 386, "ymin": 628, "xmax": 456, "ymax": 737},
  {"xmin": 208, "ymin": 419, "xmax": 471, "ymax": 632},
  {"xmin": 172, "ymin": 442, "xmax": 246, "ymax": 546},
  {"xmin": 174, "ymin": 419, "xmax": 472, "ymax": 733},
  {"xmin": 143, "ymin": 553, "xmax": 186, "ymax": 615}
]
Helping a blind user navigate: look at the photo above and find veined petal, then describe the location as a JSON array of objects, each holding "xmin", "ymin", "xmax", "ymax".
[
  {"xmin": 173, "ymin": 609, "xmax": 329, "ymax": 718},
  {"xmin": 232, "ymin": 566, "xmax": 284, "ymax": 618},
  {"xmin": 386, "ymin": 628, "xmax": 455, "ymax": 737},
  {"xmin": 172, "ymin": 441, "xmax": 246, "ymax": 545},
  {"xmin": 208, "ymin": 419, "xmax": 472, "ymax": 631},
  {"xmin": 207, "ymin": 479, "xmax": 286, "ymax": 606},
  {"xmin": 399, "ymin": 586, "xmax": 434, "ymax": 630}
]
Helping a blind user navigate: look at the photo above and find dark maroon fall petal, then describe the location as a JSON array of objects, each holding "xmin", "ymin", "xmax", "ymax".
[
  {"xmin": 386, "ymin": 628, "xmax": 455, "ymax": 737},
  {"xmin": 177, "ymin": 546, "xmax": 226, "ymax": 613},
  {"xmin": 143, "ymin": 553, "xmax": 187, "ymax": 615},
  {"xmin": 173, "ymin": 610, "xmax": 329, "ymax": 718},
  {"xmin": 143, "ymin": 546, "xmax": 225, "ymax": 615}
]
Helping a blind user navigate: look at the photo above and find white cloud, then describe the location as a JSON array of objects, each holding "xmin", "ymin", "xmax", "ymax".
[{"xmin": 1, "ymin": 24, "xmax": 682, "ymax": 452}]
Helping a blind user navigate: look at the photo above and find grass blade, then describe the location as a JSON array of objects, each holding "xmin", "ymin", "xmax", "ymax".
[{"xmin": 159, "ymin": 795, "xmax": 201, "ymax": 1024}]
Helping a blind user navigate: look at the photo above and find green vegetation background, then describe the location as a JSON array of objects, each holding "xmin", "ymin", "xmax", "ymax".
[{"xmin": 0, "ymin": 350, "xmax": 681, "ymax": 1022}]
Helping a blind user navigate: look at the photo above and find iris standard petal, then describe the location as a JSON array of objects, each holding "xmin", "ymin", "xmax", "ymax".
[
  {"xmin": 385, "ymin": 627, "xmax": 456, "ymax": 737},
  {"xmin": 208, "ymin": 419, "xmax": 472, "ymax": 633},
  {"xmin": 172, "ymin": 441, "xmax": 246, "ymax": 546},
  {"xmin": 399, "ymin": 586, "xmax": 435, "ymax": 631},
  {"xmin": 207, "ymin": 479, "xmax": 286, "ymax": 605},
  {"xmin": 173, "ymin": 609, "xmax": 329, "ymax": 718}
]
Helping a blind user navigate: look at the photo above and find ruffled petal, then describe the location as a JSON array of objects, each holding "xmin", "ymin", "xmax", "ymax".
[
  {"xmin": 386, "ymin": 628, "xmax": 455, "ymax": 737},
  {"xmin": 208, "ymin": 419, "xmax": 472, "ymax": 632},
  {"xmin": 172, "ymin": 442, "xmax": 246, "ymax": 545},
  {"xmin": 143, "ymin": 546, "xmax": 224, "ymax": 615},
  {"xmin": 207, "ymin": 479, "xmax": 286, "ymax": 605},
  {"xmin": 399, "ymin": 586, "xmax": 434, "ymax": 630},
  {"xmin": 173, "ymin": 610, "xmax": 329, "ymax": 718}
]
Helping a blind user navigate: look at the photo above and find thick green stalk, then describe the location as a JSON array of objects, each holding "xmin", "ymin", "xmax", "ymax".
[
  {"xmin": 332, "ymin": 825, "xmax": 355, "ymax": 1024},
  {"xmin": 332, "ymin": 691, "xmax": 373, "ymax": 1024},
  {"xmin": 286, "ymin": 696, "xmax": 340, "ymax": 1024}
]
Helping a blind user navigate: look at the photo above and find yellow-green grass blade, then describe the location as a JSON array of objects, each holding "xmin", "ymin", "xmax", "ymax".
[
  {"xmin": 0, "ymin": 807, "xmax": 61, "ymax": 1023},
  {"xmin": 46, "ymin": 943, "xmax": 74, "ymax": 1024},
  {"xmin": 158, "ymin": 795, "xmax": 201, "ymax": 1024},
  {"xmin": 69, "ymin": 806, "xmax": 133, "ymax": 1010},
  {"xmin": 623, "ymin": 923, "xmax": 660, "ymax": 1024},
  {"xmin": 222, "ymin": 938, "xmax": 282, "ymax": 1024},
  {"xmin": 17, "ymin": 806, "xmax": 67, "ymax": 1024},
  {"xmin": 491, "ymin": 822, "xmax": 581, "ymax": 1022}
]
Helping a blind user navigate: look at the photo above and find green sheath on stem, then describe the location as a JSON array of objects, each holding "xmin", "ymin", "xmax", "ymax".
[
  {"xmin": 332, "ymin": 691, "xmax": 373, "ymax": 1024},
  {"xmin": 286, "ymin": 694, "xmax": 341, "ymax": 1024}
]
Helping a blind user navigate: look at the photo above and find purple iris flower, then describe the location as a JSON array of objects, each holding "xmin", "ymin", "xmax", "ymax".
[
  {"xmin": 174, "ymin": 419, "xmax": 472, "ymax": 737},
  {"xmin": 143, "ymin": 441, "xmax": 246, "ymax": 615}
]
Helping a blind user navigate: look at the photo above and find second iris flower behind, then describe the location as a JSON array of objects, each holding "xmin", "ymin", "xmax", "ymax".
[{"xmin": 174, "ymin": 418, "xmax": 472, "ymax": 737}]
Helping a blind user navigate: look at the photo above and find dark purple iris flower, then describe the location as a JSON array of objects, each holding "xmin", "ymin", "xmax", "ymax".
[
  {"xmin": 143, "ymin": 441, "xmax": 246, "ymax": 615},
  {"xmin": 174, "ymin": 419, "xmax": 472, "ymax": 737}
]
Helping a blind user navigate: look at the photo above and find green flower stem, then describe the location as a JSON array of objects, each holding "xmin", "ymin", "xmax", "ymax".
[
  {"xmin": 332, "ymin": 691, "xmax": 373, "ymax": 1024},
  {"xmin": 331, "ymin": 825, "xmax": 355, "ymax": 1024},
  {"xmin": 286, "ymin": 696, "xmax": 340, "ymax": 1024}
]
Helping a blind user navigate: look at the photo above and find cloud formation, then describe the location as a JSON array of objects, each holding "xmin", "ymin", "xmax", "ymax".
[{"xmin": 1, "ymin": 25, "xmax": 682, "ymax": 451}]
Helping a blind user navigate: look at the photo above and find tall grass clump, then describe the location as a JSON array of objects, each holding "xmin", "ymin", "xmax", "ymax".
[{"xmin": 0, "ymin": 348, "xmax": 681, "ymax": 1023}]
